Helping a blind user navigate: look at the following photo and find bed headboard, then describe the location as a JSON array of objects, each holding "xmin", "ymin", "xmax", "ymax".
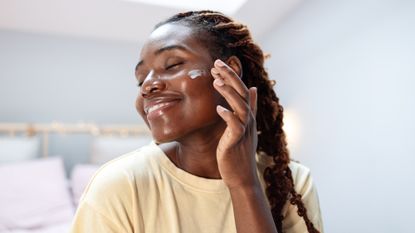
[{"xmin": 0, "ymin": 122, "xmax": 150, "ymax": 158}]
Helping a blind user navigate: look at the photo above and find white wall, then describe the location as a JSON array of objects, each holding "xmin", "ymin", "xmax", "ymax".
[
  {"xmin": 260, "ymin": 0, "xmax": 415, "ymax": 232},
  {"xmin": 0, "ymin": 30, "xmax": 145, "ymax": 172},
  {"xmin": 0, "ymin": 30, "xmax": 142, "ymax": 123}
]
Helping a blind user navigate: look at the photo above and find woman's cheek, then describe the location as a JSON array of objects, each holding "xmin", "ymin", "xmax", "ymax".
[{"xmin": 135, "ymin": 97, "xmax": 146, "ymax": 118}]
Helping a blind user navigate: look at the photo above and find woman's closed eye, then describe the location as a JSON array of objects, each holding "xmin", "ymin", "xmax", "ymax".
[
  {"xmin": 135, "ymin": 60, "xmax": 185, "ymax": 88},
  {"xmin": 165, "ymin": 62, "xmax": 184, "ymax": 70}
]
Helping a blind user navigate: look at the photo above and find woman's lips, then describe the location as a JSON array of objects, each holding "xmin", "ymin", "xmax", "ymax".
[{"xmin": 144, "ymin": 99, "xmax": 180, "ymax": 120}]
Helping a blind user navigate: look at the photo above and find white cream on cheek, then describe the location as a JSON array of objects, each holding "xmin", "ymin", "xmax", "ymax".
[
  {"xmin": 143, "ymin": 69, "xmax": 206, "ymax": 83},
  {"xmin": 187, "ymin": 69, "xmax": 205, "ymax": 79}
]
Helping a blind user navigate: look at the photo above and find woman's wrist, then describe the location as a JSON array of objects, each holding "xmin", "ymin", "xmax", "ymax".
[
  {"xmin": 228, "ymin": 177, "xmax": 277, "ymax": 233},
  {"xmin": 227, "ymin": 177, "xmax": 263, "ymax": 194}
]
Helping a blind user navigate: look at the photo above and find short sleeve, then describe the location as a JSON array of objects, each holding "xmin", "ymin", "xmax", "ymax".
[
  {"xmin": 69, "ymin": 155, "xmax": 142, "ymax": 233},
  {"xmin": 282, "ymin": 162, "xmax": 324, "ymax": 233},
  {"xmin": 70, "ymin": 201, "xmax": 123, "ymax": 233}
]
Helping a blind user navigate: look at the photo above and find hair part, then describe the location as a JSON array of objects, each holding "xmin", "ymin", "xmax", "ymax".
[{"xmin": 155, "ymin": 10, "xmax": 320, "ymax": 233}]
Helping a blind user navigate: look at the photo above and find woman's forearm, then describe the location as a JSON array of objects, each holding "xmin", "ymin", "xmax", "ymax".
[{"xmin": 229, "ymin": 183, "xmax": 278, "ymax": 233}]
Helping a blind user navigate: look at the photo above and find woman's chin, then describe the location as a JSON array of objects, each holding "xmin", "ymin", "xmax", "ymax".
[
  {"xmin": 151, "ymin": 132, "xmax": 178, "ymax": 144},
  {"xmin": 153, "ymin": 138, "xmax": 172, "ymax": 144}
]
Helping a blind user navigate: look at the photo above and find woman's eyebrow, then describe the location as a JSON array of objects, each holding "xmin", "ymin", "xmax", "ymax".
[
  {"xmin": 135, "ymin": 45, "xmax": 189, "ymax": 71},
  {"xmin": 155, "ymin": 44, "xmax": 188, "ymax": 55}
]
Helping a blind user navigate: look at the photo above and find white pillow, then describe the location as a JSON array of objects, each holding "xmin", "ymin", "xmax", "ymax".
[
  {"xmin": 70, "ymin": 164, "xmax": 99, "ymax": 206},
  {"xmin": 2, "ymin": 222, "xmax": 71, "ymax": 233},
  {"xmin": 0, "ymin": 137, "xmax": 40, "ymax": 163},
  {"xmin": 90, "ymin": 136, "xmax": 152, "ymax": 164},
  {"xmin": 0, "ymin": 157, "xmax": 74, "ymax": 230}
]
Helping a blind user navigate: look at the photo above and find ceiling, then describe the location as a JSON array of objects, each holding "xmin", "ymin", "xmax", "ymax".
[{"xmin": 0, "ymin": 0, "xmax": 303, "ymax": 43}]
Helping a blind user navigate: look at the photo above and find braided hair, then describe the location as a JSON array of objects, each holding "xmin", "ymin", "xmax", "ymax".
[{"xmin": 155, "ymin": 10, "xmax": 320, "ymax": 233}]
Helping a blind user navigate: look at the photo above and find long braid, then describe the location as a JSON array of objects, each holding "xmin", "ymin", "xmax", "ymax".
[{"xmin": 156, "ymin": 10, "xmax": 320, "ymax": 233}]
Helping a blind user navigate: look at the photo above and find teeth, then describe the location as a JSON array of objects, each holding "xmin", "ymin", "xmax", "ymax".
[{"xmin": 146, "ymin": 102, "xmax": 171, "ymax": 114}]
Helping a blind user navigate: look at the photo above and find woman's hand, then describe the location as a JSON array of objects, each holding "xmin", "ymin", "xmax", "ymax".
[
  {"xmin": 211, "ymin": 58, "xmax": 259, "ymax": 190},
  {"xmin": 211, "ymin": 58, "xmax": 278, "ymax": 233}
]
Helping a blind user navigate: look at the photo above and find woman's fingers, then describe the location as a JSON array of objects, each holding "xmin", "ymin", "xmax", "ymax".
[
  {"xmin": 211, "ymin": 59, "xmax": 258, "ymax": 123},
  {"xmin": 213, "ymin": 78, "xmax": 250, "ymax": 124},
  {"xmin": 211, "ymin": 59, "xmax": 250, "ymax": 103},
  {"xmin": 216, "ymin": 105, "xmax": 245, "ymax": 145},
  {"xmin": 249, "ymin": 87, "xmax": 257, "ymax": 116}
]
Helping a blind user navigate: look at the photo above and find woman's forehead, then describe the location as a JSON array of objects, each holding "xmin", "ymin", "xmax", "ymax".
[
  {"xmin": 150, "ymin": 23, "xmax": 193, "ymax": 40},
  {"xmin": 140, "ymin": 23, "xmax": 207, "ymax": 59},
  {"xmin": 144, "ymin": 23, "xmax": 198, "ymax": 49}
]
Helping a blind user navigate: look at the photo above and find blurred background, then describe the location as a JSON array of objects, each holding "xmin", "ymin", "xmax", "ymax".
[{"xmin": 0, "ymin": 0, "xmax": 414, "ymax": 232}]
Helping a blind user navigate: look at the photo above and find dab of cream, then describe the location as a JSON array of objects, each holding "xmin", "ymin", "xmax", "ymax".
[{"xmin": 187, "ymin": 69, "xmax": 205, "ymax": 79}]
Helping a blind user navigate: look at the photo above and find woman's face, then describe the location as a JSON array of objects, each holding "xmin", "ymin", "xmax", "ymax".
[{"xmin": 135, "ymin": 23, "xmax": 225, "ymax": 143}]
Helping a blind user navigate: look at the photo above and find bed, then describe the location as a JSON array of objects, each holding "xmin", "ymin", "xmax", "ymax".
[{"xmin": 0, "ymin": 124, "xmax": 151, "ymax": 233}]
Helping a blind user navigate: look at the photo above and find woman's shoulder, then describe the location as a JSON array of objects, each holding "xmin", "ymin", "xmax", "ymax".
[
  {"xmin": 72, "ymin": 142, "xmax": 165, "ymax": 232},
  {"xmin": 256, "ymin": 155, "xmax": 313, "ymax": 191},
  {"xmin": 288, "ymin": 160, "xmax": 312, "ymax": 193},
  {"xmin": 284, "ymin": 161, "xmax": 324, "ymax": 232},
  {"xmin": 79, "ymin": 142, "xmax": 161, "ymax": 204}
]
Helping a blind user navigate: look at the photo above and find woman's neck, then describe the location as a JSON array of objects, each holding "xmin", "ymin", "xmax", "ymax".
[{"xmin": 160, "ymin": 124, "xmax": 225, "ymax": 179}]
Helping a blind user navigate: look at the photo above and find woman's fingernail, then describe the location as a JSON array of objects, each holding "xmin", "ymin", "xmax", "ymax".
[
  {"xmin": 217, "ymin": 105, "xmax": 227, "ymax": 113},
  {"xmin": 215, "ymin": 59, "xmax": 226, "ymax": 67},
  {"xmin": 214, "ymin": 78, "xmax": 224, "ymax": 86},
  {"xmin": 211, "ymin": 68, "xmax": 220, "ymax": 76}
]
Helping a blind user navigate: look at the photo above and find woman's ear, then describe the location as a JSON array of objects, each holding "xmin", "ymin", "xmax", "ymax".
[{"xmin": 226, "ymin": 56, "xmax": 243, "ymax": 78}]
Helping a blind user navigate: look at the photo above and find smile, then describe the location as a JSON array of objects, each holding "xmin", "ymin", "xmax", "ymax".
[
  {"xmin": 145, "ymin": 102, "xmax": 174, "ymax": 114},
  {"xmin": 143, "ymin": 97, "xmax": 181, "ymax": 120}
]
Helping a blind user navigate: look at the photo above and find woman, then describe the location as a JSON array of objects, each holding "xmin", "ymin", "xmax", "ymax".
[{"xmin": 70, "ymin": 10, "xmax": 323, "ymax": 233}]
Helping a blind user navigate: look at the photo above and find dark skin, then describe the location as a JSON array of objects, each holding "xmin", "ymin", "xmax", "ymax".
[{"xmin": 135, "ymin": 23, "xmax": 277, "ymax": 233}]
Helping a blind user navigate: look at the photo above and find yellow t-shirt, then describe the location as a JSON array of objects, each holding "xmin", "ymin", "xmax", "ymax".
[{"xmin": 70, "ymin": 142, "xmax": 324, "ymax": 233}]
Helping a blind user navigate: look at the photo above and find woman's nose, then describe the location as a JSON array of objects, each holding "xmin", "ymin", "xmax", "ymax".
[{"xmin": 141, "ymin": 71, "xmax": 167, "ymax": 97}]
